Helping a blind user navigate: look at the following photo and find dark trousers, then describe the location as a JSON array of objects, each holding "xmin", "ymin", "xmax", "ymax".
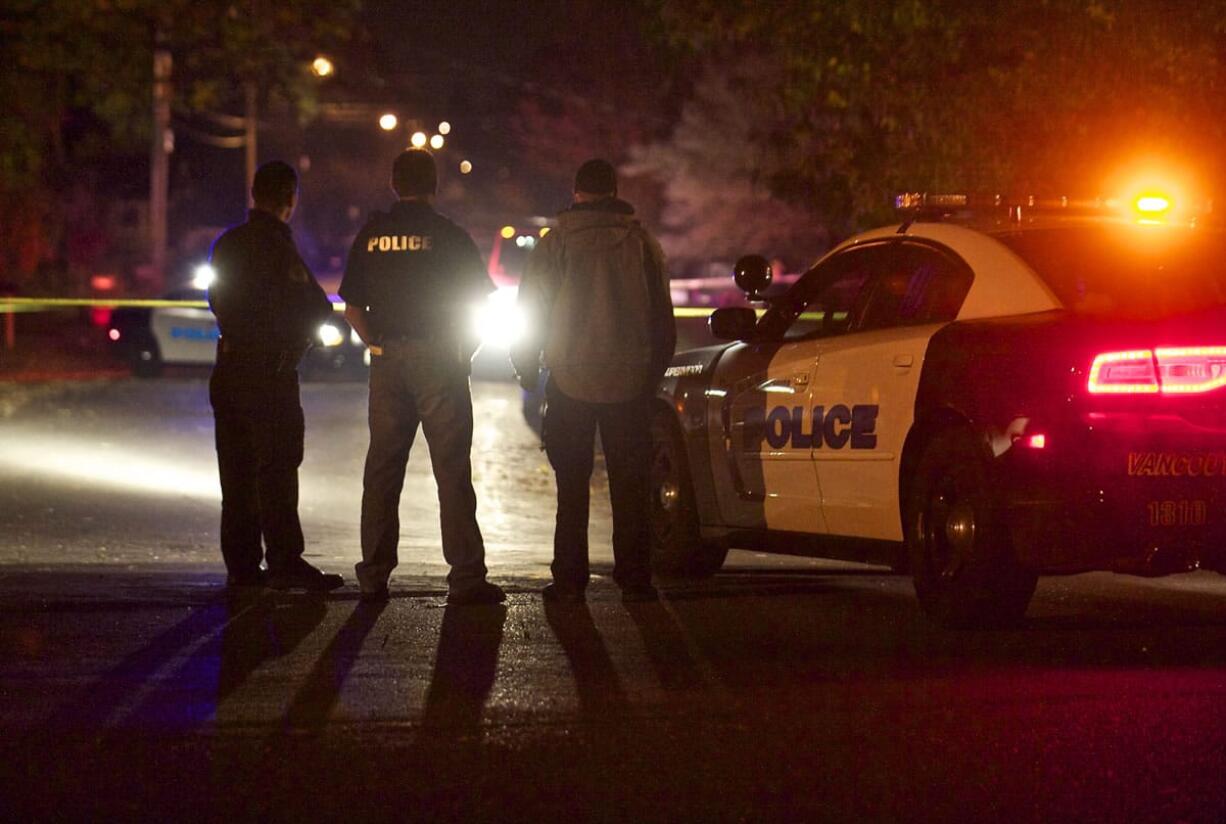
[
  {"xmin": 356, "ymin": 341, "xmax": 487, "ymax": 592},
  {"xmin": 209, "ymin": 354, "xmax": 306, "ymax": 577},
  {"xmin": 544, "ymin": 379, "xmax": 653, "ymax": 589}
]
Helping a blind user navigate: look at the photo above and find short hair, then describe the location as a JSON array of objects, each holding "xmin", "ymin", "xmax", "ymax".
[
  {"xmin": 392, "ymin": 149, "xmax": 438, "ymax": 197},
  {"xmin": 574, "ymin": 159, "xmax": 617, "ymax": 196},
  {"xmin": 251, "ymin": 161, "xmax": 298, "ymax": 209}
]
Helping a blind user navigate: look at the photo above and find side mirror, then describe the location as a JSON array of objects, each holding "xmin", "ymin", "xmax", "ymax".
[
  {"xmin": 733, "ymin": 254, "xmax": 773, "ymax": 298},
  {"xmin": 709, "ymin": 307, "xmax": 758, "ymax": 341}
]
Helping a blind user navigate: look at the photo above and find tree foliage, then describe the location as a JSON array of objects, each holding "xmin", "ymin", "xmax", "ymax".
[
  {"xmin": 625, "ymin": 59, "xmax": 828, "ymax": 270},
  {"xmin": 644, "ymin": 0, "xmax": 1225, "ymax": 241},
  {"xmin": 508, "ymin": 0, "xmax": 676, "ymax": 214},
  {"xmin": 0, "ymin": 0, "xmax": 359, "ymax": 279}
]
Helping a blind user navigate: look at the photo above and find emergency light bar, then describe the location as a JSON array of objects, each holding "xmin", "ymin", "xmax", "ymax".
[
  {"xmin": 894, "ymin": 191, "xmax": 1213, "ymax": 226},
  {"xmin": 894, "ymin": 192, "xmax": 1126, "ymax": 221}
]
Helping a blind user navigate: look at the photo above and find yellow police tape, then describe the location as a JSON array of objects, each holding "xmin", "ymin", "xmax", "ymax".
[{"xmin": 0, "ymin": 297, "xmax": 745, "ymax": 319}]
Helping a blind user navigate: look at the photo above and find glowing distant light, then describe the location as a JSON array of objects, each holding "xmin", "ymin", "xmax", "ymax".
[
  {"xmin": 410, "ymin": 131, "xmax": 428, "ymax": 148},
  {"xmin": 311, "ymin": 56, "xmax": 334, "ymax": 77},
  {"xmin": 378, "ymin": 113, "xmax": 398, "ymax": 131},
  {"xmin": 1135, "ymin": 194, "xmax": 1172, "ymax": 215},
  {"xmin": 192, "ymin": 264, "xmax": 216, "ymax": 290},
  {"xmin": 500, "ymin": 225, "xmax": 516, "ymax": 239},
  {"xmin": 459, "ymin": 160, "xmax": 473, "ymax": 174},
  {"xmin": 515, "ymin": 236, "xmax": 527, "ymax": 248},
  {"xmin": 430, "ymin": 134, "xmax": 445, "ymax": 150},
  {"xmin": 1025, "ymin": 434, "xmax": 1047, "ymax": 449},
  {"xmin": 438, "ymin": 121, "xmax": 451, "ymax": 135},
  {"xmin": 470, "ymin": 286, "xmax": 527, "ymax": 350},
  {"xmin": 108, "ymin": 328, "xmax": 121, "ymax": 341},
  {"xmin": 318, "ymin": 323, "xmax": 344, "ymax": 347},
  {"xmin": 539, "ymin": 227, "xmax": 551, "ymax": 237}
]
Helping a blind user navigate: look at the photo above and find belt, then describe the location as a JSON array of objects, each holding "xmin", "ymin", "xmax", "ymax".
[{"xmin": 217, "ymin": 340, "xmax": 303, "ymax": 371}]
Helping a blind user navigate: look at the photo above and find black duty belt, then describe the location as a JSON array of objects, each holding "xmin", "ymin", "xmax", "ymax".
[{"xmin": 217, "ymin": 340, "xmax": 303, "ymax": 371}]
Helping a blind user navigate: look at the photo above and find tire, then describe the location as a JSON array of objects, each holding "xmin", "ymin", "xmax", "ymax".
[
  {"xmin": 904, "ymin": 428, "xmax": 1038, "ymax": 628},
  {"xmin": 131, "ymin": 337, "xmax": 162, "ymax": 378},
  {"xmin": 649, "ymin": 412, "xmax": 728, "ymax": 578}
]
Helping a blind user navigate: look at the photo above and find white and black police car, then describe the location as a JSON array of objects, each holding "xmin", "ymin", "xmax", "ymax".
[
  {"xmin": 650, "ymin": 191, "xmax": 1226, "ymax": 626},
  {"xmin": 107, "ymin": 263, "xmax": 368, "ymax": 377}
]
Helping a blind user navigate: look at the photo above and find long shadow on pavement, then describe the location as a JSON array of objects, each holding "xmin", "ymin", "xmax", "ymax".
[
  {"xmin": 128, "ymin": 590, "xmax": 328, "ymax": 730},
  {"xmin": 543, "ymin": 600, "xmax": 630, "ymax": 719},
  {"xmin": 421, "ymin": 603, "xmax": 507, "ymax": 733},
  {"xmin": 282, "ymin": 599, "xmax": 387, "ymax": 732}
]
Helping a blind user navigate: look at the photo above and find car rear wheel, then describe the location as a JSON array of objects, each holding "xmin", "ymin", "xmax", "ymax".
[
  {"xmin": 131, "ymin": 337, "xmax": 162, "ymax": 378},
  {"xmin": 905, "ymin": 429, "xmax": 1037, "ymax": 628},
  {"xmin": 649, "ymin": 412, "xmax": 727, "ymax": 578}
]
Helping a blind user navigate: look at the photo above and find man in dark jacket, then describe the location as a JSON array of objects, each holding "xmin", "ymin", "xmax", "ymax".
[
  {"xmin": 208, "ymin": 160, "xmax": 342, "ymax": 591},
  {"xmin": 512, "ymin": 158, "xmax": 676, "ymax": 603},
  {"xmin": 341, "ymin": 148, "xmax": 505, "ymax": 606}
]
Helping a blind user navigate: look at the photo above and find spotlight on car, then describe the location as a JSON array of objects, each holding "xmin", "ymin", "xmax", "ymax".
[
  {"xmin": 192, "ymin": 264, "xmax": 216, "ymax": 290},
  {"xmin": 318, "ymin": 322, "xmax": 345, "ymax": 347},
  {"xmin": 471, "ymin": 286, "xmax": 528, "ymax": 350}
]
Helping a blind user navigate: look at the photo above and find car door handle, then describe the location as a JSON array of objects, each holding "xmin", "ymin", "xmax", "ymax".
[{"xmin": 892, "ymin": 354, "xmax": 914, "ymax": 368}]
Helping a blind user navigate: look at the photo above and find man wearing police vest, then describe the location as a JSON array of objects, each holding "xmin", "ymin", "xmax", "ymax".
[
  {"xmin": 512, "ymin": 159, "xmax": 676, "ymax": 603},
  {"xmin": 341, "ymin": 149, "xmax": 504, "ymax": 606}
]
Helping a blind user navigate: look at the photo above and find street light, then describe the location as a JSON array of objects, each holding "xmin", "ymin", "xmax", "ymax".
[
  {"xmin": 460, "ymin": 160, "xmax": 473, "ymax": 174},
  {"xmin": 379, "ymin": 113, "xmax": 399, "ymax": 131},
  {"xmin": 438, "ymin": 121, "xmax": 451, "ymax": 135},
  {"xmin": 430, "ymin": 134, "xmax": 445, "ymax": 150},
  {"xmin": 312, "ymin": 56, "xmax": 334, "ymax": 77},
  {"xmin": 410, "ymin": 131, "xmax": 427, "ymax": 148}
]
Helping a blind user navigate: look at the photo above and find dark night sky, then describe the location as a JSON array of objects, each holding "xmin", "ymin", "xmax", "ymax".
[{"xmin": 176, "ymin": 1, "xmax": 615, "ymax": 273}]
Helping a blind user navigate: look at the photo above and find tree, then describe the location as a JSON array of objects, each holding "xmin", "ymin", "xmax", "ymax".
[
  {"xmin": 650, "ymin": 0, "xmax": 1225, "ymax": 236},
  {"xmin": 0, "ymin": 0, "xmax": 360, "ymax": 288},
  {"xmin": 624, "ymin": 59, "xmax": 828, "ymax": 271},
  {"xmin": 508, "ymin": 0, "xmax": 676, "ymax": 215}
]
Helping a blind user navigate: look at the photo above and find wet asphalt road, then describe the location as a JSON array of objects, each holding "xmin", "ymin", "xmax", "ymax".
[{"xmin": 2, "ymin": 377, "xmax": 1226, "ymax": 822}]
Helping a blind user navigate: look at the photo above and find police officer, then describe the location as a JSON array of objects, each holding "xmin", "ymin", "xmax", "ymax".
[
  {"xmin": 341, "ymin": 149, "xmax": 505, "ymax": 606},
  {"xmin": 208, "ymin": 160, "xmax": 343, "ymax": 591}
]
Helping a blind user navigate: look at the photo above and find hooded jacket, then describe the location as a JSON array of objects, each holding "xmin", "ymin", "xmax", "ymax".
[{"xmin": 513, "ymin": 197, "xmax": 676, "ymax": 404}]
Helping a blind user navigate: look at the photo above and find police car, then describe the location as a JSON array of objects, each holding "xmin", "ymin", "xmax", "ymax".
[
  {"xmin": 650, "ymin": 193, "xmax": 1226, "ymax": 626},
  {"xmin": 107, "ymin": 264, "xmax": 369, "ymax": 377}
]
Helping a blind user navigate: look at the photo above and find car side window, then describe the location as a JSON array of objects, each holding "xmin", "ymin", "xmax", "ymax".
[
  {"xmin": 775, "ymin": 247, "xmax": 881, "ymax": 341},
  {"xmin": 857, "ymin": 244, "xmax": 973, "ymax": 331}
]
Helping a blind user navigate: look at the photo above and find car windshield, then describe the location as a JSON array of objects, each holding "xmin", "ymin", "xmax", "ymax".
[{"xmin": 995, "ymin": 224, "xmax": 1226, "ymax": 320}]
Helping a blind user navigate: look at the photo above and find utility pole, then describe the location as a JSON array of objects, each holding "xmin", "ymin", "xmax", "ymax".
[
  {"xmin": 150, "ymin": 33, "xmax": 172, "ymax": 293},
  {"xmin": 244, "ymin": 80, "xmax": 258, "ymax": 206}
]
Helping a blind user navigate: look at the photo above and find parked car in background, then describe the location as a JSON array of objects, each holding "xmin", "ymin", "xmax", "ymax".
[{"xmin": 107, "ymin": 263, "xmax": 368, "ymax": 378}]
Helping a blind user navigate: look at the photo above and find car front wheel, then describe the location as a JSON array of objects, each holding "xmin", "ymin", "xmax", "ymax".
[
  {"xmin": 649, "ymin": 412, "xmax": 727, "ymax": 578},
  {"xmin": 904, "ymin": 429, "xmax": 1037, "ymax": 628}
]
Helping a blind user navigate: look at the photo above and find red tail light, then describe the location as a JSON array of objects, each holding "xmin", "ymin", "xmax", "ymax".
[
  {"xmin": 1088, "ymin": 350, "xmax": 1159, "ymax": 394},
  {"xmin": 1155, "ymin": 347, "xmax": 1226, "ymax": 394},
  {"xmin": 1089, "ymin": 347, "xmax": 1226, "ymax": 394}
]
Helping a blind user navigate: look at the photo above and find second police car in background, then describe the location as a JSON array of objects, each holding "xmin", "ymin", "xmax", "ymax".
[
  {"xmin": 108, "ymin": 263, "xmax": 528, "ymax": 378},
  {"xmin": 650, "ymin": 192, "xmax": 1226, "ymax": 626}
]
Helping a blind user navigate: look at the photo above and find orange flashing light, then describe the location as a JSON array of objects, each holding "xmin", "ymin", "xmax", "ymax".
[{"xmin": 1135, "ymin": 195, "xmax": 1172, "ymax": 215}]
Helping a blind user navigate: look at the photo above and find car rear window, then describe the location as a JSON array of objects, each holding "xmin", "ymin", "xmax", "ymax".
[{"xmin": 995, "ymin": 225, "xmax": 1226, "ymax": 319}]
